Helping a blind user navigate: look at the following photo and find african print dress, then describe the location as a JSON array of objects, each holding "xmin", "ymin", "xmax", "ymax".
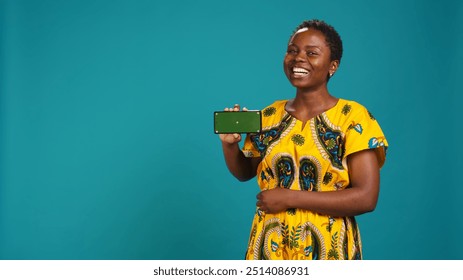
[{"xmin": 242, "ymin": 99, "xmax": 388, "ymax": 260}]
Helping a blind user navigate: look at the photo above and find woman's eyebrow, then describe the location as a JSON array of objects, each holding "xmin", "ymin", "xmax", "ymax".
[
  {"xmin": 305, "ymin": 45, "xmax": 323, "ymax": 50},
  {"xmin": 290, "ymin": 44, "xmax": 323, "ymax": 51},
  {"xmin": 289, "ymin": 41, "xmax": 323, "ymax": 48}
]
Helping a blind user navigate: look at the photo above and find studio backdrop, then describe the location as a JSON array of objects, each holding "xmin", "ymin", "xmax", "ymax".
[{"xmin": 1, "ymin": 0, "xmax": 462, "ymax": 259}]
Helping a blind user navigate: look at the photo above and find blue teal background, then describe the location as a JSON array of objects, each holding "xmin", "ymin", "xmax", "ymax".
[{"xmin": 1, "ymin": 0, "xmax": 462, "ymax": 259}]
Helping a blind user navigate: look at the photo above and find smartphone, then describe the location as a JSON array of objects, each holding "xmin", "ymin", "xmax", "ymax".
[{"xmin": 214, "ymin": 110, "xmax": 262, "ymax": 134}]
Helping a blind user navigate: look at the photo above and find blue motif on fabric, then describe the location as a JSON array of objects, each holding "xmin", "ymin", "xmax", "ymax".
[
  {"xmin": 260, "ymin": 171, "xmax": 267, "ymax": 182},
  {"xmin": 304, "ymin": 246, "xmax": 313, "ymax": 257},
  {"xmin": 299, "ymin": 158, "xmax": 319, "ymax": 191},
  {"xmin": 271, "ymin": 240, "xmax": 279, "ymax": 252},
  {"xmin": 260, "ymin": 167, "xmax": 275, "ymax": 183},
  {"xmin": 275, "ymin": 156, "xmax": 295, "ymax": 189},
  {"xmin": 368, "ymin": 137, "xmax": 385, "ymax": 149},
  {"xmin": 251, "ymin": 129, "xmax": 279, "ymax": 154},
  {"xmin": 348, "ymin": 122, "xmax": 362, "ymax": 134},
  {"xmin": 315, "ymin": 115, "xmax": 345, "ymax": 170},
  {"xmin": 250, "ymin": 114, "xmax": 292, "ymax": 157},
  {"xmin": 306, "ymin": 227, "xmax": 321, "ymax": 260},
  {"xmin": 353, "ymin": 123, "xmax": 363, "ymax": 134}
]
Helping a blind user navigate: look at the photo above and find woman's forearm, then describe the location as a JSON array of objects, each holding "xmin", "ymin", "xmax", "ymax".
[
  {"xmin": 256, "ymin": 149, "xmax": 380, "ymax": 216},
  {"xmin": 221, "ymin": 142, "xmax": 258, "ymax": 182},
  {"xmin": 287, "ymin": 187, "xmax": 378, "ymax": 217}
]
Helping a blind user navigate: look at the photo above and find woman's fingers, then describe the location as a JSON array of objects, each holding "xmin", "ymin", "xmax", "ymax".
[{"xmin": 224, "ymin": 104, "xmax": 248, "ymax": 112}]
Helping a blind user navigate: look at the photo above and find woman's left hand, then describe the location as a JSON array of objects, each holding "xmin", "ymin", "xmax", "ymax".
[{"xmin": 256, "ymin": 188, "xmax": 293, "ymax": 214}]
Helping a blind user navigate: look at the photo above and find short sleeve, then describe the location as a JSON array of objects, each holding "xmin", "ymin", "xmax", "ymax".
[
  {"xmin": 242, "ymin": 133, "xmax": 260, "ymax": 158},
  {"xmin": 344, "ymin": 105, "xmax": 388, "ymax": 168}
]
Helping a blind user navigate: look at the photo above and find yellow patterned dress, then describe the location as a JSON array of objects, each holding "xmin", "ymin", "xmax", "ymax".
[{"xmin": 242, "ymin": 99, "xmax": 388, "ymax": 260}]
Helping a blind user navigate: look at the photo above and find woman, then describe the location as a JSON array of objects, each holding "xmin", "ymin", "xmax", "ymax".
[{"xmin": 219, "ymin": 19, "xmax": 388, "ymax": 260}]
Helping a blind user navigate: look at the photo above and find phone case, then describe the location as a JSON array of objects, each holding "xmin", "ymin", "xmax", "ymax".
[{"xmin": 214, "ymin": 111, "xmax": 262, "ymax": 134}]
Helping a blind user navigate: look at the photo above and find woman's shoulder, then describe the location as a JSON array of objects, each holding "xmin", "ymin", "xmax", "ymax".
[
  {"xmin": 256, "ymin": 100, "xmax": 288, "ymax": 126},
  {"xmin": 335, "ymin": 98, "xmax": 373, "ymax": 117},
  {"xmin": 333, "ymin": 98, "xmax": 383, "ymax": 132},
  {"xmin": 337, "ymin": 98, "xmax": 367, "ymax": 110}
]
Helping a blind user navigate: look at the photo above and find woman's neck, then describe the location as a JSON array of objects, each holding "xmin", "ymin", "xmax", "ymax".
[{"xmin": 286, "ymin": 88, "xmax": 338, "ymax": 123}]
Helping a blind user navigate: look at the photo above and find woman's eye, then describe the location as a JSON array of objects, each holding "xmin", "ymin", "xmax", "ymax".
[
  {"xmin": 287, "ymin": 49, "xmax": 297, "ymax": 54},
  {"xmin": 307, "ymin": 51, "xmax": 317, "ymax": 56}
]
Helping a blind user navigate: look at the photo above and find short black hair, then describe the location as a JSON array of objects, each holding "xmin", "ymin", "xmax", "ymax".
[{"xmin": 290, "ymin": 19, "xmax": 343, "ymax": 64}]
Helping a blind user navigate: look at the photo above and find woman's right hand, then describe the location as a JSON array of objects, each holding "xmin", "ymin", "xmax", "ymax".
[
  {"xmin": 218, "ymin": 104, "xmax": 259, "ymax": 181},
  {"xmin": 218, "ymin": 104, "xmax": 248, "ymax": 144}
]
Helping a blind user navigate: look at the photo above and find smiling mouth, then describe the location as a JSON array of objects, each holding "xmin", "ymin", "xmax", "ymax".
[{"xmin": 292, "ymin": 67, "xmax": 309, "ymax": 77}]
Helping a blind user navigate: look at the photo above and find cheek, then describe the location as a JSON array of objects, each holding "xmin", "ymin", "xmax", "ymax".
[
  {"xmin": 309, "ymin": 58, "xmax": 323, "ymax": 67},
  {"xmin": 283, "ymin": 57, "xmax": 290, "ymax": 72},
  {"xmin": 283, "ymin": 56, "xmax": 290, "ymax": 66},
  {"xmin": 311, "ymin": 58, "xmax": 331, "ymax": 73}
]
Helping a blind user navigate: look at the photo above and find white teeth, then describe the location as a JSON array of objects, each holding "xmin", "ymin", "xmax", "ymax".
[{"xmin": 293, "ymin": 67, "xmax": 309, "ymax": 74}]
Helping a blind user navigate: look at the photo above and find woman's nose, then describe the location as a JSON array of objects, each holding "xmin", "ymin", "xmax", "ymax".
[{"xmin": 295, "ymin": 52, "xmax": 306, "ymax": 62}]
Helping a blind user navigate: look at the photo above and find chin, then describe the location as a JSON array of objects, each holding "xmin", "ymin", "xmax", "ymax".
[{"xmin": 289, "ymin": 80, "xmax": 309, "ymax": 88}]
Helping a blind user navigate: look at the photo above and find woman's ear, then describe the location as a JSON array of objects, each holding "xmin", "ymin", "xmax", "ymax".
[{"xmin": 329, "ymin": 60, "xmax": 339, "ymax": 76}]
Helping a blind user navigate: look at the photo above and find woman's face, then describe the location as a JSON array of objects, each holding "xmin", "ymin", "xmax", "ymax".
[{"xmin": 283, "ymin": 28, "xmax": 338, "ymax": 90}]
